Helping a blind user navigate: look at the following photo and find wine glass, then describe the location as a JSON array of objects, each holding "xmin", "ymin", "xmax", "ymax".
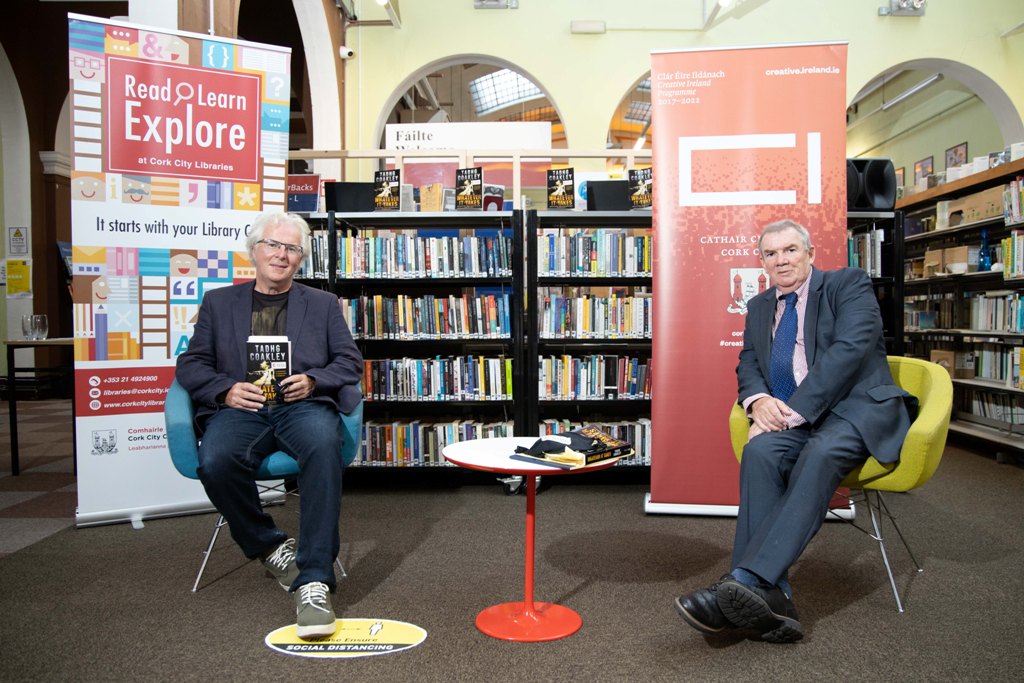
[{"xmin": 32, "ymin": 314, "xmax": 48, "ymax": 340}]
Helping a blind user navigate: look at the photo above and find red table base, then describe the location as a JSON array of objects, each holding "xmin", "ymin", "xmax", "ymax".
[{"xmin": 475, "ymin": 601, "xmax": 582, "ymax": 642}]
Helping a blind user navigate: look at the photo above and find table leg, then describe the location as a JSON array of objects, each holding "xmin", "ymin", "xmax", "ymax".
[
  {"xmin": 474, "ymin": 473, "xmax": 583, "ymax": 642},
  {"xmin": 7, "ymin": 343, "xmax": 19, "ymax": 476}
]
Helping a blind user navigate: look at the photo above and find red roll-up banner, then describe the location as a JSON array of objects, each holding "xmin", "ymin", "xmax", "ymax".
[{"xmin": 647, "ymin": 42, "xmax": 849, "ymax": 514}]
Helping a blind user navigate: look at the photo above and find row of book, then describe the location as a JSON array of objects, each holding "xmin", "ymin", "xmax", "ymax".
[
  {"xmin": 967, "ymin": 291, "xmax": 1024, "ymax": 333},
  {"xmin": 538, "ymin": 418, "xmax": 651, "ymax": 466},
  {"xmin": 339, "ymin": 292, "xmax": 512, "ymax": 340},
  {"xmin": 968, "ymin": 343, "xmax": 1019, "ymax": 386},
  {"xmin": 538, "ymin": 290, "xmax": 653, "ymax": 339},
  {"xmin": 356, "ymin": 419, "xmax": 514, "ymax": 467},
  {"xmin": 350, "ymin": 418, "xmax": 653, "ymax": 468},
  {"xmin": 537, "ymin": 230, "xmax": 652, "ymax": 277},
  {"xmin": 539, "ymin": 354, "xmax": 652, "ymax": 401},
  {"xmin": 956, "ymin": 387, "xmax": 1024, "ymax": 430},
  {"xmin": 847, "ymin": 227, "xmax": 885, "ymax": 277},
  {"xmin": 1003, "ymin": 177, "xmax": 1024, "ymax": 226},
  {"xmin": 363, "ymin": 355, "xmax": 513, "ymax": 402},
  {"xmin": 999, "ymin": 229, "xmax": 1024, "ymax": 280},
  {"xmin": 298, "ymin": 231, "xmax": 514, "ymax": 280},
  {"xmin": 904, "ymin": 293, "xmax": 956, "ymax": 331}
]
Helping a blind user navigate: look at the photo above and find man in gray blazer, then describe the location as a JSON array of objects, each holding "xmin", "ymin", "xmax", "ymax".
[
  {"xmin": 674, "ymin": 219, "xmax": 916, "ymax": 643},
  {"xmin": 176, "ymin": 212, "xmax": 362, "ymax": 639}
]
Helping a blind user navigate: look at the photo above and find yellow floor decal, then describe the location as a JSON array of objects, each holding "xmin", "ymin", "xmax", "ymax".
[{"xmin": 265, "ymin": 618, "xmax": 427, "ymax": 658}]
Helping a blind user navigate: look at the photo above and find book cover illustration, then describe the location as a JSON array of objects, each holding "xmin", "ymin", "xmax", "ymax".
[
  {"xmin": 547, "ymin": 168, "xmax": 575, "ymax": 209},
  {"xmin": 374, "ymin": 169, "xmax": 401, "ymax": 211},
  {"xmin": 628, "ymin": 168, "xmax": 653, "ymax": 209},
  {"xmin": 510, "ymin": 425, "xmax": 633, "ymax": 469},
  {"xmin": 247, "ymin": 335, "xmax": 292, "ymax": 403},
  {"xmin": 455, "ymin": 167, "xmax": 483, "ymax": 210}
]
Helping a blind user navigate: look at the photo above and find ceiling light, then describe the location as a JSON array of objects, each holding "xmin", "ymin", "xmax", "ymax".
[{"xmin": 880, "ymin": 73, "xmax": 943, "ymax": 111}]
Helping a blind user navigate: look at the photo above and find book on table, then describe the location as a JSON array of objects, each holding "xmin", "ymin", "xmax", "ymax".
[
  {"xmin": 246, "ymin": 335, "xmax": 291, "ymax": 403},
  {"xmin": 509, "ymin": 425, "xmax": 633, "ymax": 469}
]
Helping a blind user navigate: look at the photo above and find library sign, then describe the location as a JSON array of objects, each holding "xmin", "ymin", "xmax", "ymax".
[{"xmin": 106, "ymin": 57, "xmax": 261, "ymax": 182}]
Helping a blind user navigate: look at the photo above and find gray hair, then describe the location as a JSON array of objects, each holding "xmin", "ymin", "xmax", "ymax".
[
  {"xmin": 758, "ymin": 219, "xmax": 813, "ymax": 254},
  {"xmin": 246, "ymin": 212, "xmax": 312, "ymax": 260}
]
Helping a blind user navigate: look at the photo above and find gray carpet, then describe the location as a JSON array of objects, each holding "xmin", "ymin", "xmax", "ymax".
[{"xmin": 1, "ymin": 444, "xmax": 1021, "ymax": 682}]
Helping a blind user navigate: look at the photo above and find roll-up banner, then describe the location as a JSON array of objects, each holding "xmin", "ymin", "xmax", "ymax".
[
  {"xmin": 68, "ymin": 14, "xmax": 291, "ymax": 525},
  {"xmin": 647, "ymin": 43, "xmax": 848, "ymax": 514}
]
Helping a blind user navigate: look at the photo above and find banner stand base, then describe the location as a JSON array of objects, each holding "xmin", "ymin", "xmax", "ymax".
[
  {"xmin": 644, "ymin": 493, "xmax": 738, "ymax": 517},
  {"xmin": 643, "ymin": 493, "xmax": 856, "ymax": 521}
]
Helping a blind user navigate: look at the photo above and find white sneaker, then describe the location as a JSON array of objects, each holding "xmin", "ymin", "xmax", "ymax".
[{"xmin": 294, "ymin": 581, "xmax": 337, "ymax": 639}]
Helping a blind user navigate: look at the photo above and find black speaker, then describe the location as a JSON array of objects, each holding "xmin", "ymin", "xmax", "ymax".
[
  {"xmin": 847, "ymin": 158, "xmax": 896, "ymax": 211},
  {"xmin": 586, "ymin": 180, "xmax": 631, "ymax": 211},
  {"xmin": 324, "ymin": 181, "xmax": 375, "ymax": 212}
]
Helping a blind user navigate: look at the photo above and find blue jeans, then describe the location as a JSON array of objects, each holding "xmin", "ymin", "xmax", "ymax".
[{"xmin": 197, "ymin": 400, "xmax": 343, "ymax": 591}]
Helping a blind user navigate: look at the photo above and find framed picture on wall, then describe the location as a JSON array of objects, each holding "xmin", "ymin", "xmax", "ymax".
[
  {"xmin": 895, "ymin": 167, "xmax": 905, "ymax": 187},
  {"xmin": 945, "ymin": 142, "xmax": 968, "ymax": 169},
  {"xmin": 914, "ymin": 156, "xmax": 934, "ymax": 183}
]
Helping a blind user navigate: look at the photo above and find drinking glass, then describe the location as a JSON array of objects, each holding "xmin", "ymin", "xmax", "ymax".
[
  {"xmin": 22, "ymin": 314, "xmax": 34, "ymax": 340},
  {"xmin": 32, "ymin": 314, "xmax": 48, "ymax": 340}
]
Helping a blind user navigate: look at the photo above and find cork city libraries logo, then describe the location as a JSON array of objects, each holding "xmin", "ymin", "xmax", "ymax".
[
  {"xmin": 91, "ymin": 429, "xmax": 119, "ymax": 455},
  {"xmin": 265, "ymin": 618, "xmax": 427, "ymax": 659}
]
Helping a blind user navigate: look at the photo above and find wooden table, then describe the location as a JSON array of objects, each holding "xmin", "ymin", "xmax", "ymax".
[
  {"xmin": 5, "ymin": 338, "xmax": 75, "ymax": 475},
  {"xmin": 442, "ymin": 436, "xmax": 627, "ymax": 642}
]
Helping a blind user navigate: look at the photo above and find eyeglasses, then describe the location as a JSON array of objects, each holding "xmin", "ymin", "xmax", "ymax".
[{"xmin": 258, "ymin": 239, "xmax": 304, "ymax": 256}]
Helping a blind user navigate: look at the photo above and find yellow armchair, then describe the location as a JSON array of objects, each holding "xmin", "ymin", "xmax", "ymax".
[{"xmin": 728, "ymin": 356, "xmax": 953, "ymax": 611}]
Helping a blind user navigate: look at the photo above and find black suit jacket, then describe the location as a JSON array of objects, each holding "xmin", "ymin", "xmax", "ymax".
[
  {"xmin": 736, "ymin": 267, "xmax": 916, "ymax": 462},
  {"xmin": 176, "ymin": 281, "xmax": 363, "ymax": 426}
]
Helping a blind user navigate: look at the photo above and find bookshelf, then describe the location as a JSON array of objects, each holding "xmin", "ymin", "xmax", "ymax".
[
  {"xmin": 302, "ymin": 210, "xmax": 526, "ymax": 466},
  {"xmin": 896, "ymin": 157, "xmax": 1024, "ymax": 453},
  {"xmin": 847, "ymin": 210, "xmax": 905, "ymax": 356},
  {"xmin": 526, "ymin": 210, "xmax": 653, "ymax": 466}
]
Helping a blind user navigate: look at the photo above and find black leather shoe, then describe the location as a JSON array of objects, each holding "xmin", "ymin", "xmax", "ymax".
[
  {"xmin": 673, "ymin": 577, "xmax": 735, "ymax": 635},
  {"xmin": 716, "ymin": 576, "xmax": 803, "ymax": 643}
]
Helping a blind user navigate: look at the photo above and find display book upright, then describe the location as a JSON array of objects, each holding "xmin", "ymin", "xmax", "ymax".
[
  {"xmin": 308, "ymin": 209, "xmax": 526, "ymax": 467},
  {"xmin": 526, "ymin": 209, "xmax": 653, "ymax": 467},
  {"xmin": 897, "ymin": 155, "xmax": 1024, "ymax": 453}
]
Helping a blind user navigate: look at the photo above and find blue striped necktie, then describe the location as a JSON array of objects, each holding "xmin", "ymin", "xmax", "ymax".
[{"xmin": 770, "ymin": 292, "xmax": 799, "ymax": 402}]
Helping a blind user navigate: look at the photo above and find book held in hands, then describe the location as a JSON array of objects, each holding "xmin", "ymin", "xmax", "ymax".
[
  {"xmin": 510, "ymin": 425, "xmax": 633, "ymax": 469},
  {"xmin": 247, "ymin": 335, "xmax": 291, "ymax": 402}
]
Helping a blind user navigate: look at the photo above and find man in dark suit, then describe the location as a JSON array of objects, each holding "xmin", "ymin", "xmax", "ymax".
[
  {"xmin": 176, "ymin": 212, "xmax": 362, "ymax": 639},
  {"xmin": 674, "ymin": 219, "xmax": 916, "ymax": 643}
]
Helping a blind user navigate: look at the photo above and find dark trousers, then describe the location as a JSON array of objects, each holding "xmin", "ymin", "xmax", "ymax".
[
  {"xmin": 197, "ymin": 400, "xmax": 343, "ymax": 591},
  {"xmin": 732, "ymin": 412, "xmax": 867, "ymax": 587}
]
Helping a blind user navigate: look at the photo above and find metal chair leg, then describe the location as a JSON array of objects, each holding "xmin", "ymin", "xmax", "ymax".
[
  {"xmin": 875, "ymin": 490, "xmax": 923, "ymax": 572},
  {"xmin": 866, "ymin": 490, "xmax": 905, "ymax": 613},
  {"xmin": 191, "ymin": 512, "xmax": 349, "ymax": 590},
  {"xmin": 192, "ymin": 515, "xmax": 228, "ymax": 592}
]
